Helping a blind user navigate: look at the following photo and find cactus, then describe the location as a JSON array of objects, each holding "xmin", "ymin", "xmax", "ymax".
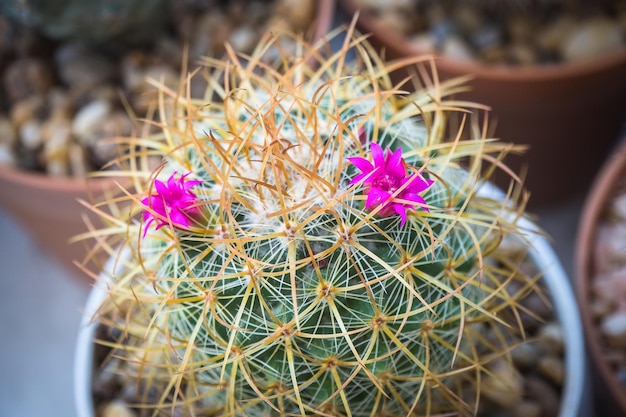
[{"xmin": 83, "ymin": 24, "xmax": 543, "ymax": 417}]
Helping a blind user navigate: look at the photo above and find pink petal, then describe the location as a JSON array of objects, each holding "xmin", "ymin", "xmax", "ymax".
[
  {"xmin": 170, "ymin": 209, "xmax": 191, "ymax": 228},
  {"xmin": 365, "ymin": 187, "xmax": 390, "ymax": 210},
  {"xmin": 386, "ymin": 148, "xmax": 405, "ymax": 178},
  {"xmin": 400, "ymin": 191, "xmax": 421, "ymax": 205},
  {"xmin": 151, "ymin": 198, "xmax": 167, "ymax": 216},
  {"xmin": 142, "ymin": 218, "xmax": 153, "ymax": 237},
  {"xmin": 408, "ymin": 195, "xmax": 429, "ymax": 212},
  {"xmin": 350, "ymin": 172, "xmax": 371, "ymax": 185},
  {"xmin": 183, "ymin": 180, "xmax": 202, "ymax": 191},
  {"xmin": 347, "ymin": 156, "xmax": 374, "ymax": 174},
  {"xmin": 168, "ymin": 173, "xmax": 179, "ymax": 187},
  {"xmin": 404, "ymin": 174, "xmax": 433, "ymax": 193},
  {"xmin": 370, "ymin": 142, "xmax": 385, "ymax": 168},
  {"xmin": 154, "ymin": 179, "xmax": 168, "ymax": 195},
  {"xmin": 392, "ymin": 203, "xmax": 408, "ymax": 226}
]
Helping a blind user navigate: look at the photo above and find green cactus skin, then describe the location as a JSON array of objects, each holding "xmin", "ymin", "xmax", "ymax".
[{"xmin": 85, "ymin": 26, "xmax": 540, "ymax": 417}]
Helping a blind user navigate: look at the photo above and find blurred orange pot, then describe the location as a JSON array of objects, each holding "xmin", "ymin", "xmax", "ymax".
[
  {"xmin": 0, "ymin": 167, "xmax": 123, "ymax": 279},
  {"xmin": 339, "ymin": 0, "xmax": 626, "ymax": 209},
  {"xmin": 0, "ymin": 0, "xmax": 337, "ymax": 281},
  {"xmin": 576, "ymin": 136, "xmax": 626, "ymax": 417}
]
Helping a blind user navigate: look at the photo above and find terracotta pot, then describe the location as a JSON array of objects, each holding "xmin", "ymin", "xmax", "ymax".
[
  {"xmin": 338, "ymin": 0, "xmax": 626, "ymax": 209},
  {"xmin": 0, "ymin": 167, "xmax": 123, "ymax": 279},
  {"xmin": 576, "ymin": 137, "xmax": 626, "ymax": 417},
  {"xmin": 311, "ymin": 0, "xmax": 337, "ymax": 46},
  {"xmin": 0, "ymin": 0, "xmax": 337, "ymax": 281}
]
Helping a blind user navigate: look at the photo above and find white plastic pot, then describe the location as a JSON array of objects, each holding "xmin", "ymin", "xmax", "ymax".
[{"xmin": 73, "ymin": 185, "xmax": 592, "ymax": 417}]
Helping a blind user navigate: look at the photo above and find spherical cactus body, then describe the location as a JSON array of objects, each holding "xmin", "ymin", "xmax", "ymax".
[{"xmin": 87, "ymin": 26, "xmax": 537, "ymax": 417}]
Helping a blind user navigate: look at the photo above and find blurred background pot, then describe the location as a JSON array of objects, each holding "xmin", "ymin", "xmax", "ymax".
[
  {"xmin": 0, "ymin": 0, "xmax": 336, "ymax": 279},
  {"xmin": 0, "ymin": 169, "xmax": 121, "ymax": 276},
  {"xmin": 576, "ymin": 136, "xmax": 626, "ymax": 417},
  {"xmin": 338, "ymin": 0, "xmax": 626, "ymax": 209}
]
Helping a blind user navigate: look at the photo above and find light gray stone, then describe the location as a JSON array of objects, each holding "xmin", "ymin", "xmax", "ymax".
[
  {"xmin": 562, "ymin": 17, "xmax": 624, "ymax": 62},
  {"xmin": 601, "ymin": 310, "xmax": 626, "ymax": 348}
]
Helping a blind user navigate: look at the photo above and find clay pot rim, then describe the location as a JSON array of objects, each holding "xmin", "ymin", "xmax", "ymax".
[
  {"xmin": 0, "ymin": 166, "xmax": 122, "ymax": 192},
  {"xmin": 312, "ymin": 0, "xmax": 337, "ymax": 45},
  {"xmin": 339, "ymin": 0, "xmax": 626, "ymax": 82},
  {"xmin": 575, "ymin": 137, "xmax": 626, "ymax": 414}
]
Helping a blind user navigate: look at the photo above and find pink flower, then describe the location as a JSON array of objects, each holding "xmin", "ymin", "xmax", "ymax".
[
  {"xmin": 141, "ymin": 172, "xmax": 202, "ymax": 234},
  {"xmin": 347, "ymin": 143, "xmax": 433, "ymax": 225}
]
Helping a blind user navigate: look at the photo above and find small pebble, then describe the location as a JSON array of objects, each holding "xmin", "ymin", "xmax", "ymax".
[
  {"xmin": 357, "ymin": 0, "xmax": 419, "ymax": 37},
  {"xmin": 511, "ymin": 341, "xmax": 539, "ymax": 370},
  {"xmin": 86, "ymin": 111, "xmax": 134, "ymax": 167},
  {"xmin": 228, "ymin": 25, "xmax": 258, "ymax": 54},
  {"xmin": 2, "ymin": 58, "xmax": 53, "ymax": 102},
  {"xmin": 0, "ymin": 116, "xmax": 17, "ymax": 147},
  {"xmin": 508, "ymin": 42, "xmax": 539, "ymax": 66},
  {"xmin": 410, "ymin": 33, "xmax": 436, "ymax": 53},
  {"xmin": 562, "ymin": 17, "xmax": 624, "ymax": 62},
  {"xmin": 72, "ymin": 100, "xmax": 112, "ymax": 142},
  {"xmin": 54, "ymin": 42, "xmax": 116, "ymax": 95},
  {"xmin": 441, "ymin": 35, "xmax": 474, "ymax": 61},
  {"xmin": 452, "ymin": 4, "xmax": 483, "ymax": 35},
  {"xmin": 519, "ymin": 292, "xmax": 552, "ymax": 332},
  {"xmin": 19, "ymin": 119, "xmax": 42, "ymax": 150},
  {"xmin": 471, "ymin": 24, "xmax": 502, "ymax": 51},
  {"xmin": 68, "ymin": 143, "xmax": 89, "ymax": 178},
  {"xmin": 536, "ymin": 16, "xmax": 577, "ymax": 55},
  {"xmin": 99, "ymin": 400, "xmax": 138, "ymax": 417},
  {"xmin": 512, "ymin": 400, "xmax": 542, "ymax": 417},
  {"xmin": 0, "ymin": 144, "xmax": 16, "ymax": 166},
  {"xmin": 601, "ymin": 310, "xmax": 626, "ymax": 348},
  {"xmin": 538, "ymin": 355, "xmax": 565, "ymax": 386},
  {"xmin": 46, "ymin": 157, "xmax": 69, "ymax": 177},
  {"xmin": 594, "ymin": 224, "xmax": 626, "ymax": 271},
  {"xmin": 590, "ymin": 296, "xmax": 614, "ymax": 320},
  {"xmin": 507, "ymin": 16, "xmax": 535, "ymax": 44},
  {"xmin": 188, "ymin": 11, "xmax": 230, "ymax": 60},
  {"xmin": 536, "ymin": 322, "xmax": 565, "ymax": 355},
  {"xmin": 9, "ymin": 95, "xmax": 45, "ymax": 130},
  {"xmin": 524, "ymin": 376, "xmax": 561, "ymax": 417},
  {"xmin": 41, "ymin": 116, "xmax": 72, "ymax": 176},
  {"xmin": 430, "ymin": 19, "xmax": 458, "ymax": 47},
  {"xmin": 481, "ymin": 359, "xmax": 524, "ymax": 409},
  {"xmin": 593, "ymin": 269, "xmax": 626, "ymax": 311},
  {"xmin": 272, "ymin": 0, "xmax": 317, "ymax": 33},
  {"xmin": 604, "ymin": 349, "xmax": 626, "ymax": 368},
  {"xmin": 47, "ymin": 88, "xmax": 75, "ymax": 120},
  {"xmin": 611, "ymin": 192, "xmax": 626, "ymax": 220}
]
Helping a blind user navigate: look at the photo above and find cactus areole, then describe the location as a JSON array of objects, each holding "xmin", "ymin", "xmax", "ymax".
[{"xmin": 86, "ymin": 25, "xmax": 536, "ymax": 417}]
